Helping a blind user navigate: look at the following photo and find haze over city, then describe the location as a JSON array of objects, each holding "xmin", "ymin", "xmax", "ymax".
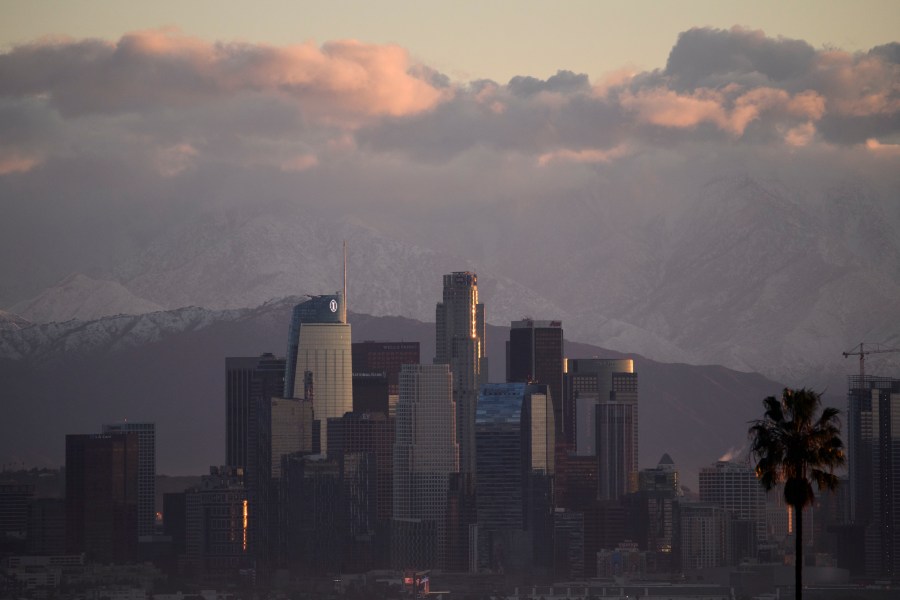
[{"xmin": 1, "ymin": 1, "xmax": 900, "ymax": 597}]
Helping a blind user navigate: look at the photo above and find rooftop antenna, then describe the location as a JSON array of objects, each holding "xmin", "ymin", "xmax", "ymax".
[{"xmin": 343, "ymin": 240, "xmax": 347, "ymax": 322}]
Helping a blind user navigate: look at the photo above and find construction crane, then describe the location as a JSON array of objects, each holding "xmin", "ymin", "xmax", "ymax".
[{"xmin": 843, "ymin": 342, "xmax": 900, "ymax": 379}]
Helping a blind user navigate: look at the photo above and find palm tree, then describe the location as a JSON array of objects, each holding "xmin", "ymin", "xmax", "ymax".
[{"xmin": 748, "ymin": 388, "xmax": 844, "ymax": 600}]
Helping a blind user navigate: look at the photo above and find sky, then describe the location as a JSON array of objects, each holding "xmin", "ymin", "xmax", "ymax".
[
  {"xmin": 1, "ymin": 1, "xmax": 899, "ymax": 309},
  {"xmin": 3, "ymin": 1, "xmax": 899, "ymax": 82}
]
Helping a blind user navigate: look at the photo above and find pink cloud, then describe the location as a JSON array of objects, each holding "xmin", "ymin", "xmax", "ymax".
[
  {"xmin": 280, "ymin": 153, "xmax": 319, "ymax": 171},
  {"xmin": 621, "ymin": 87, "xmax": 727, "ymax": 130},
  {"xmin": 537, "ymin": 144, "xmax": 631, "ymax": 166},
  {"xmin": 0, "ymin": 30, "xmax": 450, "ymax": 124},
  {"xmin": 812, "ymin": 51, "xmax": 900, "ymax": 117},
  {"xmin": 865, "ymin": 138, "xmax": 900, "ymax": 156},
  {"xmin": 783, "ymin": 122, "xmax": 817, "ymax": 147},
  {"xmin": 0, "ymin": 154, "xmax": 41, "ymax": 175},
  {"xmin": 154, "ymin": 143, "xmax": 198, "ymax": 177},
  {"xmin": 622, "ymin": 86, "xmax": 828, "ymax": 137}
]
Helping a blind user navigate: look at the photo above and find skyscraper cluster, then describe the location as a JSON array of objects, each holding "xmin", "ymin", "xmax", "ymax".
[{"xmin": 17, "ymin": 264, "xmax": 894, "ymax": 592}]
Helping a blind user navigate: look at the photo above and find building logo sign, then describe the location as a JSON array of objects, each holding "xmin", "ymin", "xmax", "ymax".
[{"xmin": 329, "ymin": 299, "xmax": 338, "ymax": 313}]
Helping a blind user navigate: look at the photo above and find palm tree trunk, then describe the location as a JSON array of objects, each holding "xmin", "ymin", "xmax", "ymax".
[{"xmin": 795, "ymin": 505, "xmax": 803, "ymax": 600}]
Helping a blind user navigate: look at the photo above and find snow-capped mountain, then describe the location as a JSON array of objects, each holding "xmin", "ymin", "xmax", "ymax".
[
  {"xmin": 7, "ymin": 176, "xmax": 899, "ymax": 389},
  {"xmin": 0, "ymin": 309, "xmax": 31, "ymax": 331},
  {"xmin": 112, "ymin": 207, "xmax": 577, "ymax": 326},
  {"xmin": 11, "ymin": 273, "xmax": 165, "ymax": 323},
  {"xmin": 0, "ymin": 300, "xmax": 784, "ymax": 486}
]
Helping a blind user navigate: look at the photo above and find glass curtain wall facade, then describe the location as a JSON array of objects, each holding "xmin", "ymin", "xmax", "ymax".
[
  {"xmin": 435, "ymin": 272, "xmax": 487, "ymax": 476},
  {"xmin": 392, "ymin": 364, "xmax": 458, "ymax": 569},
  {"xmin": 101, "ymin": 422, "xmax": 156, "ymax": 538},
  {"xmin": 283, "ymin": 293, "xmax": 352, "ymax": 456},
  {"xmin": 848, "ymin": 375, "xmax": 900, "ymax": 578},
  {"xmin": 475, "ymin": 383, "xmax": 555, "ymax": 572}
]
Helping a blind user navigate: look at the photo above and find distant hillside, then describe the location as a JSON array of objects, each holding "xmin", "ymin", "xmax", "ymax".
[{"xmin": 1, "ymin": 300, "xmax": 788, "ymax": 486}]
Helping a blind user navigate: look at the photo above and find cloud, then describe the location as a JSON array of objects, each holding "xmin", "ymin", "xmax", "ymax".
[
  {"xmin": 0, "ymin": 153, "xmax": 40, "ymax": 175},
  {"xmin": 0, "ymin": 26, "xmax": 897, "ymax": 182},
  {"xmin": 0, "ymin": 29, "xmax": 449, "ymax": 122},
  {"xmin": 508, "ymin": 69, "xmax": 591, "ymax": 97},
  {"xmin": 664, "ymin": 26, "xmax": 817, "ymax": 90},
  {"xmin": 866, "ymin": 138, "xmax": 900, "ymax": 156},
  {"xmin": 537, "ymin": 144, "xmax": 631, "ymax": 166}
]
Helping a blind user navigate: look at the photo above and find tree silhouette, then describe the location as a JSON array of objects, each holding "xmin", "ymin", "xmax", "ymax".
[{"xmin": 748, "ymin": 388, "xmax": 844, "ymax": 600}]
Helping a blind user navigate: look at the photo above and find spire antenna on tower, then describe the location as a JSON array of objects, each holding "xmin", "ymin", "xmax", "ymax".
[{"xmin": 343, "ymin": 240, "xmax": 347, "ymax": 322}]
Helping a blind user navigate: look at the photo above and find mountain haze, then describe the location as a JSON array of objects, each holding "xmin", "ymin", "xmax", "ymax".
[{"xmin": 1, "ymin": 299, "xmax": 786, "ymax": 486}]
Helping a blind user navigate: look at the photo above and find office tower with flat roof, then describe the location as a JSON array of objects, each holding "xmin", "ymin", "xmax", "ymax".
[
  {"xmin": 848, "ymin": 374, "xmax": 900, "ymax": 578},
  {"xmin": 281, "ymin": 454, "xmax": 345, "ymax": 575},
  {"xmin": 352, "ymin": 341, "xmax": 421, "ymax": 398},
  {"xmin": 676, "ymin": 503, "xmax": 729, "ymax": 570},
  {"xmin": 102, "ymin": 422, "xmax": 155, "ymax": 538},
  {"xmin": 0, "ymin": 483, "xmax": 33, "ymax": 549},
  {"xmin": 434, "ymin": 271, "xmax": 487, "ymax": 476},
  {"xmin": 565, "ymin": 358, "xmax": 638, "ymax": 500},
  {"xmin": 352, "ymin": 372, "xmax": 390, "ymax": 415},
  {"xmin": 392, "ymin": 364, "xmax": 458, "ymax": 569},
  {"xmin": 27, "ymin": 498, "xmax": 66, "ymax": 555},
  {"xmin": 65, "ymin": 432, "xmax": 138, "ymax": 563},
  {"xmin": 327, "ymin": 412, "xmax": 395, "ymax": 525},
  {"xmin": 184, "ymin": 466, "xmax": 249, "ymax": 584},
  {"xmin": 699, "ymin": 460, "xmax": 766, "ymax": 561},
  {"xmin": 283, "ymin": 293, "xmax": 352, "ymax": 456},
  {"xmin": 698, "ymin": 462, "xmax": 761, "ymax": 565},
  {"xmin": 507, "ymin": 319, "xmax": 564, "ymax": 437},
  {"xmin": 225, "ymin": 354, "xmax": 285, "ymax": 477},
  {"xmin": 475, "ymin": 382, "xmax": 555, "ymax": 572}
]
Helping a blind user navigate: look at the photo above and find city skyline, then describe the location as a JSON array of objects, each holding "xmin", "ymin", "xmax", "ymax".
[
  {"xmin": 2, "ymin": 264, "xmax": 892, "ymax": 593},
  {"xmin": 2, "ymin": 6, "xmax": 899, "ymax": 398},
  {"xmin": 2, "ymin": 3, "xmax": 899, "ymax": 592}
]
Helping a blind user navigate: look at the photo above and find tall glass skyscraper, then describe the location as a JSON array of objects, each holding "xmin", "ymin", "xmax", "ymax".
[
  {"xmin": 565, "ymin": 358, "xmax": 638, "ymax": 500},
  {"xmin": 434, "ymin": 272, "xmax": 487, "ymax": 475},
  {"xmin": 101, "ymin": 422, "xmax": 155, "ymax": 538},
  {"xmin": 392, "ymin": 364, "xmax": 458, "ymax": 569},
  {"xmin": 475, "ymin": 382, "xmax": 555, "ymax": 571},
  {"xmin": 283, "ymin": 293, "xmax": 352, "ymax": 456},
  {"xmin": 507, "ymin": 319, "xmax": 564, "ymax": 438},
  {"xmin": 848, "ymin": 375, "xmax": 900, "ymax": 578}
]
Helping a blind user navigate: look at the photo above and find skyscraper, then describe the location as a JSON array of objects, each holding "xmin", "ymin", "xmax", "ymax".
[
  {"xmin": 699, "ymin": 460, "xmax": 766, "ymax": 562},
  {"xmin": 507, "ymin": 319, "xmax": 564, "ymax": 437},
  {"xmin": 225, "ymin": 354, "xmax": 285, "ymax": 475},
  {"xmin": 565, "ymin": 358, "xmax": 638, "ymax": 500},
  {"xmin": 184, "ymin": 466, "xmax": 249, "ymax": 583},
  {"xmin": 434, "ymin": 272, "xmax": 487, "ymax": 475},
  {"xmin": 352, "ymin": 341, "xmax": 421, "ymax": 397},
  {"xmin": 475, "ymin": 382, "xmax": 555, "ymax": 572},
  {"xmin": 392, "ymin": 364, "xmax": 458, "ymax": 569},
  {"xmin": 102, "ymin": 422, "xmax": 156, "ymax": 539},
  {"xmin": 352, "ymin": 341, "xmax": 420, "ymax": 416},
  {"xmin": 848, "ymin": 374, "xmax": 900, "ymax": 578},
  {"xmin": 65, "ymin": 432, "xmax": 138, "ymax": 563},
  {"xmin": 283, "ymin": 293, "xmax": 352, "ymax": 455}
]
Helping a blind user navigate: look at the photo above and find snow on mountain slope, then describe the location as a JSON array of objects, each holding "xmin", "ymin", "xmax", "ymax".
[
  {"xmin": 11, "ymin": 176, "xmax": 898, "ymax": 388},
  {"xmin": 618, "ymin": 177, "xmax": 900, "ymax": 385},
  {"xmin": 0, "ymin": 309, "xmax": 31, "ymax": 331},
  {"xmin": 0, "ymin": 300, "xmax": 785, "ymax": 486},
  {"xmin": 114, "ymin": 207, "xmax": 576, "ymax": 327},
  {"xmin": 11, "ymin": 273, "xmax": 165, "ymax": 323}
]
